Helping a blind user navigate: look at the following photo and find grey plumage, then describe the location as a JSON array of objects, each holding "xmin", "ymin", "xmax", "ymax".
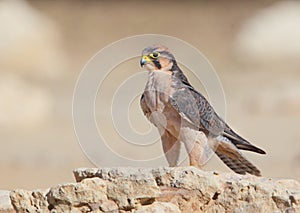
[{"xmin": 140, "ymin": 45, "xmax": 265, "ymax": 176}]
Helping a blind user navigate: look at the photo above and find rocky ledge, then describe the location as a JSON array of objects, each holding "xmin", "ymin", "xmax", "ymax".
[{"xmin": 2, "ymin": 167, "xmax": 300, "ymax": 212}]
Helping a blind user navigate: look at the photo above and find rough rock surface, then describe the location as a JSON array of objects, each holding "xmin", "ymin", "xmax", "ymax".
[
  {"xmin": 8, "ymin": 167, "xmax": 300, "ymax": 212},
  {"xmin": 0, "ymin": 190, "xmax": 14, "ymax": 213}
]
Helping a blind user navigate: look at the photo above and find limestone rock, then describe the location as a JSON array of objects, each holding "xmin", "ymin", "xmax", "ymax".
[
  {"xmin": 135, "ymin": 201, "xmax": 180, "ymax": 213},
  {"xmin": 47, "ymin": 177, "xmax": 117, "ymax": 212},
  {"xmin": 74, "ymin": 167, "xmax": 300, "ymax": 212},
  {"xmin": 73, "ymin": 167, "xmax": 160, "ymax": 210},
  {"xmin": 106, "ymin": 177, "xmax": 159, "ymax": 210},
  {"xmin": 10, "ymin": 189, "xmax": 48, "ymax": 213},
  {"xmin": 8, "ymin": 167, "xmax": 300, "ymax": 212},
  {"xmin": 0, "ymin": 190, "xmax": 14, "ymax": 213}
]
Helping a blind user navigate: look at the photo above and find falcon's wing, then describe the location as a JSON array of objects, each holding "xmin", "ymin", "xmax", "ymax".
[
  {"xmin": 170, "ymin": 85, "xmax": 225, "ymax": 137},
  {"xmin": 170, "ymin": 84, "xmax": 266, "ymax": 154},
  {"xmin": 222, "ymin": 125, "xmax": 266, "ymax": 154}
]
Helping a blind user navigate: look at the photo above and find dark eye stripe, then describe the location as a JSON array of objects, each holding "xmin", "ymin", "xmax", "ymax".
[{"xmin": 153, "ymin": 60, "xmax": 161, "ymax": 69}]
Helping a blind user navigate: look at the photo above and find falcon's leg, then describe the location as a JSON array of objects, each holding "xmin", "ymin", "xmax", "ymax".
[
  {"xmin": 161, "ymin": 130, "xmax": 181, "ymax": 167},
  {"xmin": 187, "ymin": 140, "xmax": 202, "ymax": 168},
  {"xmin": 179, "ymin": 127, "xmax": 213, "ymax": 169}
]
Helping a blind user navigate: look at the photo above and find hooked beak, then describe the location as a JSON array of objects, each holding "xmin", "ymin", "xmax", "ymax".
[{"xmin": 140, "ymin": 55, "xmax": 151, "ymax": 67}]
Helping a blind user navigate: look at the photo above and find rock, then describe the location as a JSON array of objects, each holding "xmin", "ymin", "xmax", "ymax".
[
  {"xmin": 73, "ymin": 167, "xmax": 160, "ymax": 210},
  {"xmin": 106, "ymin": 176, "xmax": 159, "ymax": 210},
  {"xmin": 0, "ymin": 190, "xmax": 14, "ymax": 213},
  {"xmin": 135, "ymin": 202, "xmax": 180, "ymax": 213},
  {"xmin": 8, "ymin": 167, "xmax": 300, "ymax": 212},
  {"xmin": 10, "ymin": 189, "xmax": 48, "ymax": 213},
  {"xmin": 73, "ymin": 167, "xmax": 155, "ymax": 182},
  {"xmin": 47, "ymin": 177, "xmax": 121, "ymax": 212},
  {"xmin": 47, "ymin": 178, "xmax": 109, "ymax": 212},
  {"xmin": 74, "ymin": 167, "xmax": 300, "ymax": 212}
]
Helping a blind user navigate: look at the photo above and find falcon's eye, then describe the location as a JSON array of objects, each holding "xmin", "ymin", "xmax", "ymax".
[{"xmin": 149, "ymin": 52, "xmax": 160, "ymax": 58}]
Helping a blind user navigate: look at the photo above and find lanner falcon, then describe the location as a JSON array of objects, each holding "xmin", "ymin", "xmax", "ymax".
[{"xmin": 140, "ymin": 45, "xmax": 266, "ymax": 176}]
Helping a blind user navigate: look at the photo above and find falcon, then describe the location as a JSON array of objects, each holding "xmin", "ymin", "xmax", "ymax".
[{"xmin": 140, "ymin": 45, "xmax": 266, "ymax": 176}]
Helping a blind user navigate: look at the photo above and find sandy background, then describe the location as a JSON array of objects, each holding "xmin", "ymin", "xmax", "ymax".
[{"xmin": 1, "ymin": 0, "xmax": 300, "ymax": 190}]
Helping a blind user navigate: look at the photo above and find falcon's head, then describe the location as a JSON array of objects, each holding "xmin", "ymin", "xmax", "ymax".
[{"xmin": 140, "ymin": 45, "xmax": 176, "ymax": 72}]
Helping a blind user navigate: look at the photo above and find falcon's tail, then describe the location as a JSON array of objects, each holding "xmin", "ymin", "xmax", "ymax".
[{"xmin": 214, "ymin": 136, "xmax": 262, "ymax": 176}]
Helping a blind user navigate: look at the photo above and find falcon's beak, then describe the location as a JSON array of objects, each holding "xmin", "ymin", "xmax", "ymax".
[{"xmin": 140, "ymin": 55, "xmax": 151, "ymax": 67}]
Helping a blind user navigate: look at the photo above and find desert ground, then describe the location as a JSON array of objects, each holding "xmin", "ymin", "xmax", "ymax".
[{"xmin": 1, "ymin": 0, "xmax": 299, "ymax": 190}]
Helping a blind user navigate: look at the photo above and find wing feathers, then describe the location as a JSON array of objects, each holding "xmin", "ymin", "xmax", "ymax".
[{"xmin": 223, "ymin": 126, "xmax": 266, "ymax": 154}]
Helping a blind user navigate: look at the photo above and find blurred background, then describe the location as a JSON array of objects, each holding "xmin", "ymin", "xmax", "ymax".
[{"xmin": 1, "ymin": 0, "xmax": 300, "ymax": 190}]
